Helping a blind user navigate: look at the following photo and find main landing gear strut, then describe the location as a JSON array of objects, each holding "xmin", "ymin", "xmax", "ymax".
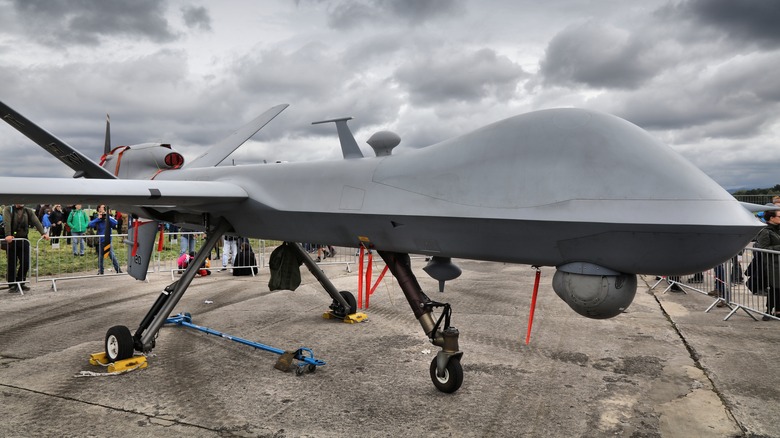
[
  {"xmin": 103, "ymin": 219, "xmax": 232, "ymax": 363},
  {"xmin": 282, "ymin": 245, "xmax": 463, "ymax": 393},
  {"xmin": 378, "ymin": 251, "xmax": 463, "ymax": 393},
  {"xmin": 287, "ymin": 242, "xmax": 357, "ymax": 318}
]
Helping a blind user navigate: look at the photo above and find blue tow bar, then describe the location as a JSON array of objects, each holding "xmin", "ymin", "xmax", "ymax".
[{"xmin": 165, "ymin": 313, "xmax": 326, "ymax": 371}]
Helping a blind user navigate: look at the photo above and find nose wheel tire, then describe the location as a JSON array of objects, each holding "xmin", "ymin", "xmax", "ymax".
[
  {"xmin": 429, "ymin": 356, "xmax": 463, "ymax": 393},
  {"xmin": 105, "ymin": 325, "xmax": 134, "ymax": 362}
]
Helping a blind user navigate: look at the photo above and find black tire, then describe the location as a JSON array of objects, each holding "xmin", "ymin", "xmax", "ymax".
[
  {"xmin": 105, "ymin": 325, "xmax": 134, "ymax": 362},
  {"xmin": 429, "ymin": 356, "xmax": 463, "ymax": 393},
  {"xmin": 339, "ymin": 291, "xmax": 357, "ymax": 315},
  {"xmin": 329, "ymin": 291, "xmax": 357, "ymax": 317}
]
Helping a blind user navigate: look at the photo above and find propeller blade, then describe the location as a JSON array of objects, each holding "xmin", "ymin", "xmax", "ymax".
[{"xmin": 104, "ymin": 114, "xmax": 111, "ymax": 155}]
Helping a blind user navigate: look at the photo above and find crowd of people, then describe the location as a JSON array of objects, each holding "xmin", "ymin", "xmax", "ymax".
[{"xmin": 2, "ymin": 203, "xmax": 264, "ymax": 292}]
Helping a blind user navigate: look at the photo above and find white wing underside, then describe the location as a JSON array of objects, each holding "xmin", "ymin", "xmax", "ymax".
[{"xmin": 0, "ymin": 177, "xmax": 247, "ymax": 208}]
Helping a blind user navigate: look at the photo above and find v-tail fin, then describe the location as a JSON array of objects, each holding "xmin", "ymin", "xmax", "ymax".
[{"xmin": 0, "ymin": 99, "xmax": 117, "ymax": 179}]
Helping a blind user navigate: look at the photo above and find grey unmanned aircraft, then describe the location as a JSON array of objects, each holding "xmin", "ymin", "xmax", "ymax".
[{"xmin": 0, "ymin": 98, "xmax": 764, "ymax": 393}]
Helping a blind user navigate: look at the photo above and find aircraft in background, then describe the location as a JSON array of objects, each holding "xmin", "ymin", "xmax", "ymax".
[{"xmin": 0, "ymin": 98, "xmax": 763, "ymax": 393}]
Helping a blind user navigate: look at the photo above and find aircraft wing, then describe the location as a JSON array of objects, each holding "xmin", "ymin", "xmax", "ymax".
[
  {"xmin": 0, "ymin": 100, "xmax": 117, "ymax": 179},
  {"xmin": 0, "ymin": 177, "xmax": 247, "ymax": 207},
  {"xmin": 186, "ymin": 104, "xmax": 289, "ymax": 168}
]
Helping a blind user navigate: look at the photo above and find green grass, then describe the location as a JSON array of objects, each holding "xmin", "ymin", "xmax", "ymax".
[
  {"xmin": 2, "ymin": 229, "xmax": 282, "ymax": 278},
  {"xmin": 3, "ymin": 229, "xmax": 188, "ymax": 277}
]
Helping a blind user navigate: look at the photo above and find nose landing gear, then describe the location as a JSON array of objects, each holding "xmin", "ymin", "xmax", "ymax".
[{"xmin": 378, "ymin": 251, "xmax": 464, "ymax": 393}]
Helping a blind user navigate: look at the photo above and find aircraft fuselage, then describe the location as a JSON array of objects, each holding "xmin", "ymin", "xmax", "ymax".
[{"xmin": 153, "ymin": 109, "xmax": 761, "ymax": 275}]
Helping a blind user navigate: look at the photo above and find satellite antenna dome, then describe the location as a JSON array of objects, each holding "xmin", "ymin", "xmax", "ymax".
[{"xmin": 366, "ymin": 130, "xmax": 400, "ymax": 156}]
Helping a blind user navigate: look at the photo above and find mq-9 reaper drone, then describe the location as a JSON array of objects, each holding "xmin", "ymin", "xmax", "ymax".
[{"xmin": 0, "ymin": 99, "xmax": 763, "ymax": 393}]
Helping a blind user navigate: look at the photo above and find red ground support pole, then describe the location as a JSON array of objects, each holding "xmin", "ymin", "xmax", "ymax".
[
  {"xmin": 157, "ymin": 224, "xmax": 165, "ymax": 252},
  {"xmin": 525, "ymin": 267, "xmax": 542, "ymax": 345},
  {"xmin": 369, "ymin": 265, "xmax": 389, "ymax": 296},
  {"xmin": 358, "ymin": 246, "xmax": 364, "ymax": 309},
  {"xmin": 365, "ymin": 251, "xmax": 373, "ymax": 309}
]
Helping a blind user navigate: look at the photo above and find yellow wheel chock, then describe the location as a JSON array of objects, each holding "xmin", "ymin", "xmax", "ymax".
[
  {"xmin": 322, "ymin": 311, "xmax": 368, "ymax": 323},
  {"xmin": 89, "ymin": 352, "xmax": 148, "ymax": 373}
]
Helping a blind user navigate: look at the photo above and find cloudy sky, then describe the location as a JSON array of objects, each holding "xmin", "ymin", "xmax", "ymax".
[{"xmin": 1, "ymin": 0, "xmax": 779, "ymax": 190}]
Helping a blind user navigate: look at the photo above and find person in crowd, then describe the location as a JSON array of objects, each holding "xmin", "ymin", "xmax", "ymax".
[
  {"xmin": 688, "ymin": 272, "xmax": 704, "ymax": 283},
  {"xmin": 3, "ymin": 204, "xmax": 49, "ymax": 292},
  {"xmin": 88, "ymin": 205, "xmax": 122, "ymax": 275},
  {"xmin": 115, "ymin": 211, "xmax": 124, "ymax": 235},
  {"xmin": 35, "ymin": 204, "xmax": 49, "ymax": 223},
  {"xmin": 48, "ymin": 204, "xmax": 66, "ymax": 246},
  {"xmin": 198, "ymin": 254, "xmax": 211, "ymax": 276},
  {"xmin": 67, "ymin": 204, "xmax": 89, "ymax": 256},
  {"xmin": 730, "ymin": 253, "xmax": 744, "ymax": 284},
  {"xmin": 167, "ymin": 223, "xmax": 179, "ymax": 243},
  {"xmin": 205, "ymin": 230, "xmax": 221, "ymax": 260},
  {"xmin": 315, "ymin": 244, "xmax": 336, "ymax": 262},
  {"xmin": 179, "ymin": 226, "xmax": 198, "ymax": 255},
  {"xmin": 755, "ymin": 210, "xmax": 780, "ymax": 321},
  {"xmin": 178, "ymin": 251, "xmax": 193, "ymax": 269},
  {"xmin": 233, "ymin": 239, "xmax": 258, "ymax": 276},
  {"xmin": 666, "ymin": 276, "xmax": 684, "ymax": 292},
  {"xmin": 42, "ymin": 208, "xmax": 52, "ymax": 234},
  {"xmin": 62, "ymin": 205, "xmax": 73, "ymax": 244},
  {"xmin": 708, "ymin": 263, "xmax": 730, "ymax": 307},
  {"xmin": 222, "ymin": 234, "xmax": 238, "ymax": 270},
  {"xmin": 177, "ymin": 251, "xmax": 211, "ymax": 276}
]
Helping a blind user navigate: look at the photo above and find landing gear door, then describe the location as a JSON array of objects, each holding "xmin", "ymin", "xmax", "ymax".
[{"xmin": 126, "ymin": 218, "xmax": 159, "ymax": 281}]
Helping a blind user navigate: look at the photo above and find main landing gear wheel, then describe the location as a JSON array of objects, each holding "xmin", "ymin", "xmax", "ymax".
[
  {"xmin": 429, "ymin": 356, "xmax": 463, "ymax": 393},
  {"xmin": 105, "ymin": 325, "xmax": 134, "ymax": 362},
  {"xmin": 330, "ymin": 291, "xmax": 357, "ymax": 317}
]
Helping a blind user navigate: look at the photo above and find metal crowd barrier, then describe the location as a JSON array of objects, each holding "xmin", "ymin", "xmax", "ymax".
[
  {"xmin": 20, "ymin": 234, "xmax": 395, "ymax": 293},
  {"xmin": 29, "ymin": 232, "xmax": 268, "ymax": 291},
  {"xmin": 19, "ymin": 229, "xmax": 780, "ymax": 323},
  {"xmin": 261, "ymin": 243, "xmax": 359, "ymax": 272},
  {"xmin": 168, "ymin": 235, "xmax": 264, "ymax": 280},
  {"xmin": 652, "ymin": 245, "xmax": 780, "ymax": 321},
  {"xmin": 35, "ymin": 233, "xmax": 136, "ymax": 291},
  {"xmin": 207, "ymin": 236, "xmax": 264, "ymax": 277}
]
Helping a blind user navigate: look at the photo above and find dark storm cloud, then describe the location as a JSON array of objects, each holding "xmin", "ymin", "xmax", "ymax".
[
  {"xmin": 682, "ymin": 0, "xmax": 780, "ymax": 48},
  {"xmin": 611, "ymin": 51, "xmax": 780, "ymax": 138},
  {"xmin": 380, "ymin": 0, "xmax": 465, "ymax": 24},
  {"xmin": 539, "ymin": 20, "xmax": 660, "ymax": 89},
  {"xmin": 227, "ymin": 44, "xmax": 402, "ymax": 140},
  {"xmin": 0, "ymin": 48, "xmax": 212, "ymax": 164},
  {"xmin": 2, "ymin": 1, "xmax": 779, "ymax": 190},
  {"xmin": 11, "ymin": 0, "xmax": 178, "ymax": 46},
  {"xmin": 234, "ymin": 44, "xmax": 351, "ymax": 102},
  {"xmin": 181, "ymin": 5, "xmax": 211, "ymax": 31},
  {"xmin": 324, "ymin": 0, "xmax": 464, "ymax": 29},
  {"xmin": 394, "ymin": 48, "xmax": 527, "ymax": 105}
]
